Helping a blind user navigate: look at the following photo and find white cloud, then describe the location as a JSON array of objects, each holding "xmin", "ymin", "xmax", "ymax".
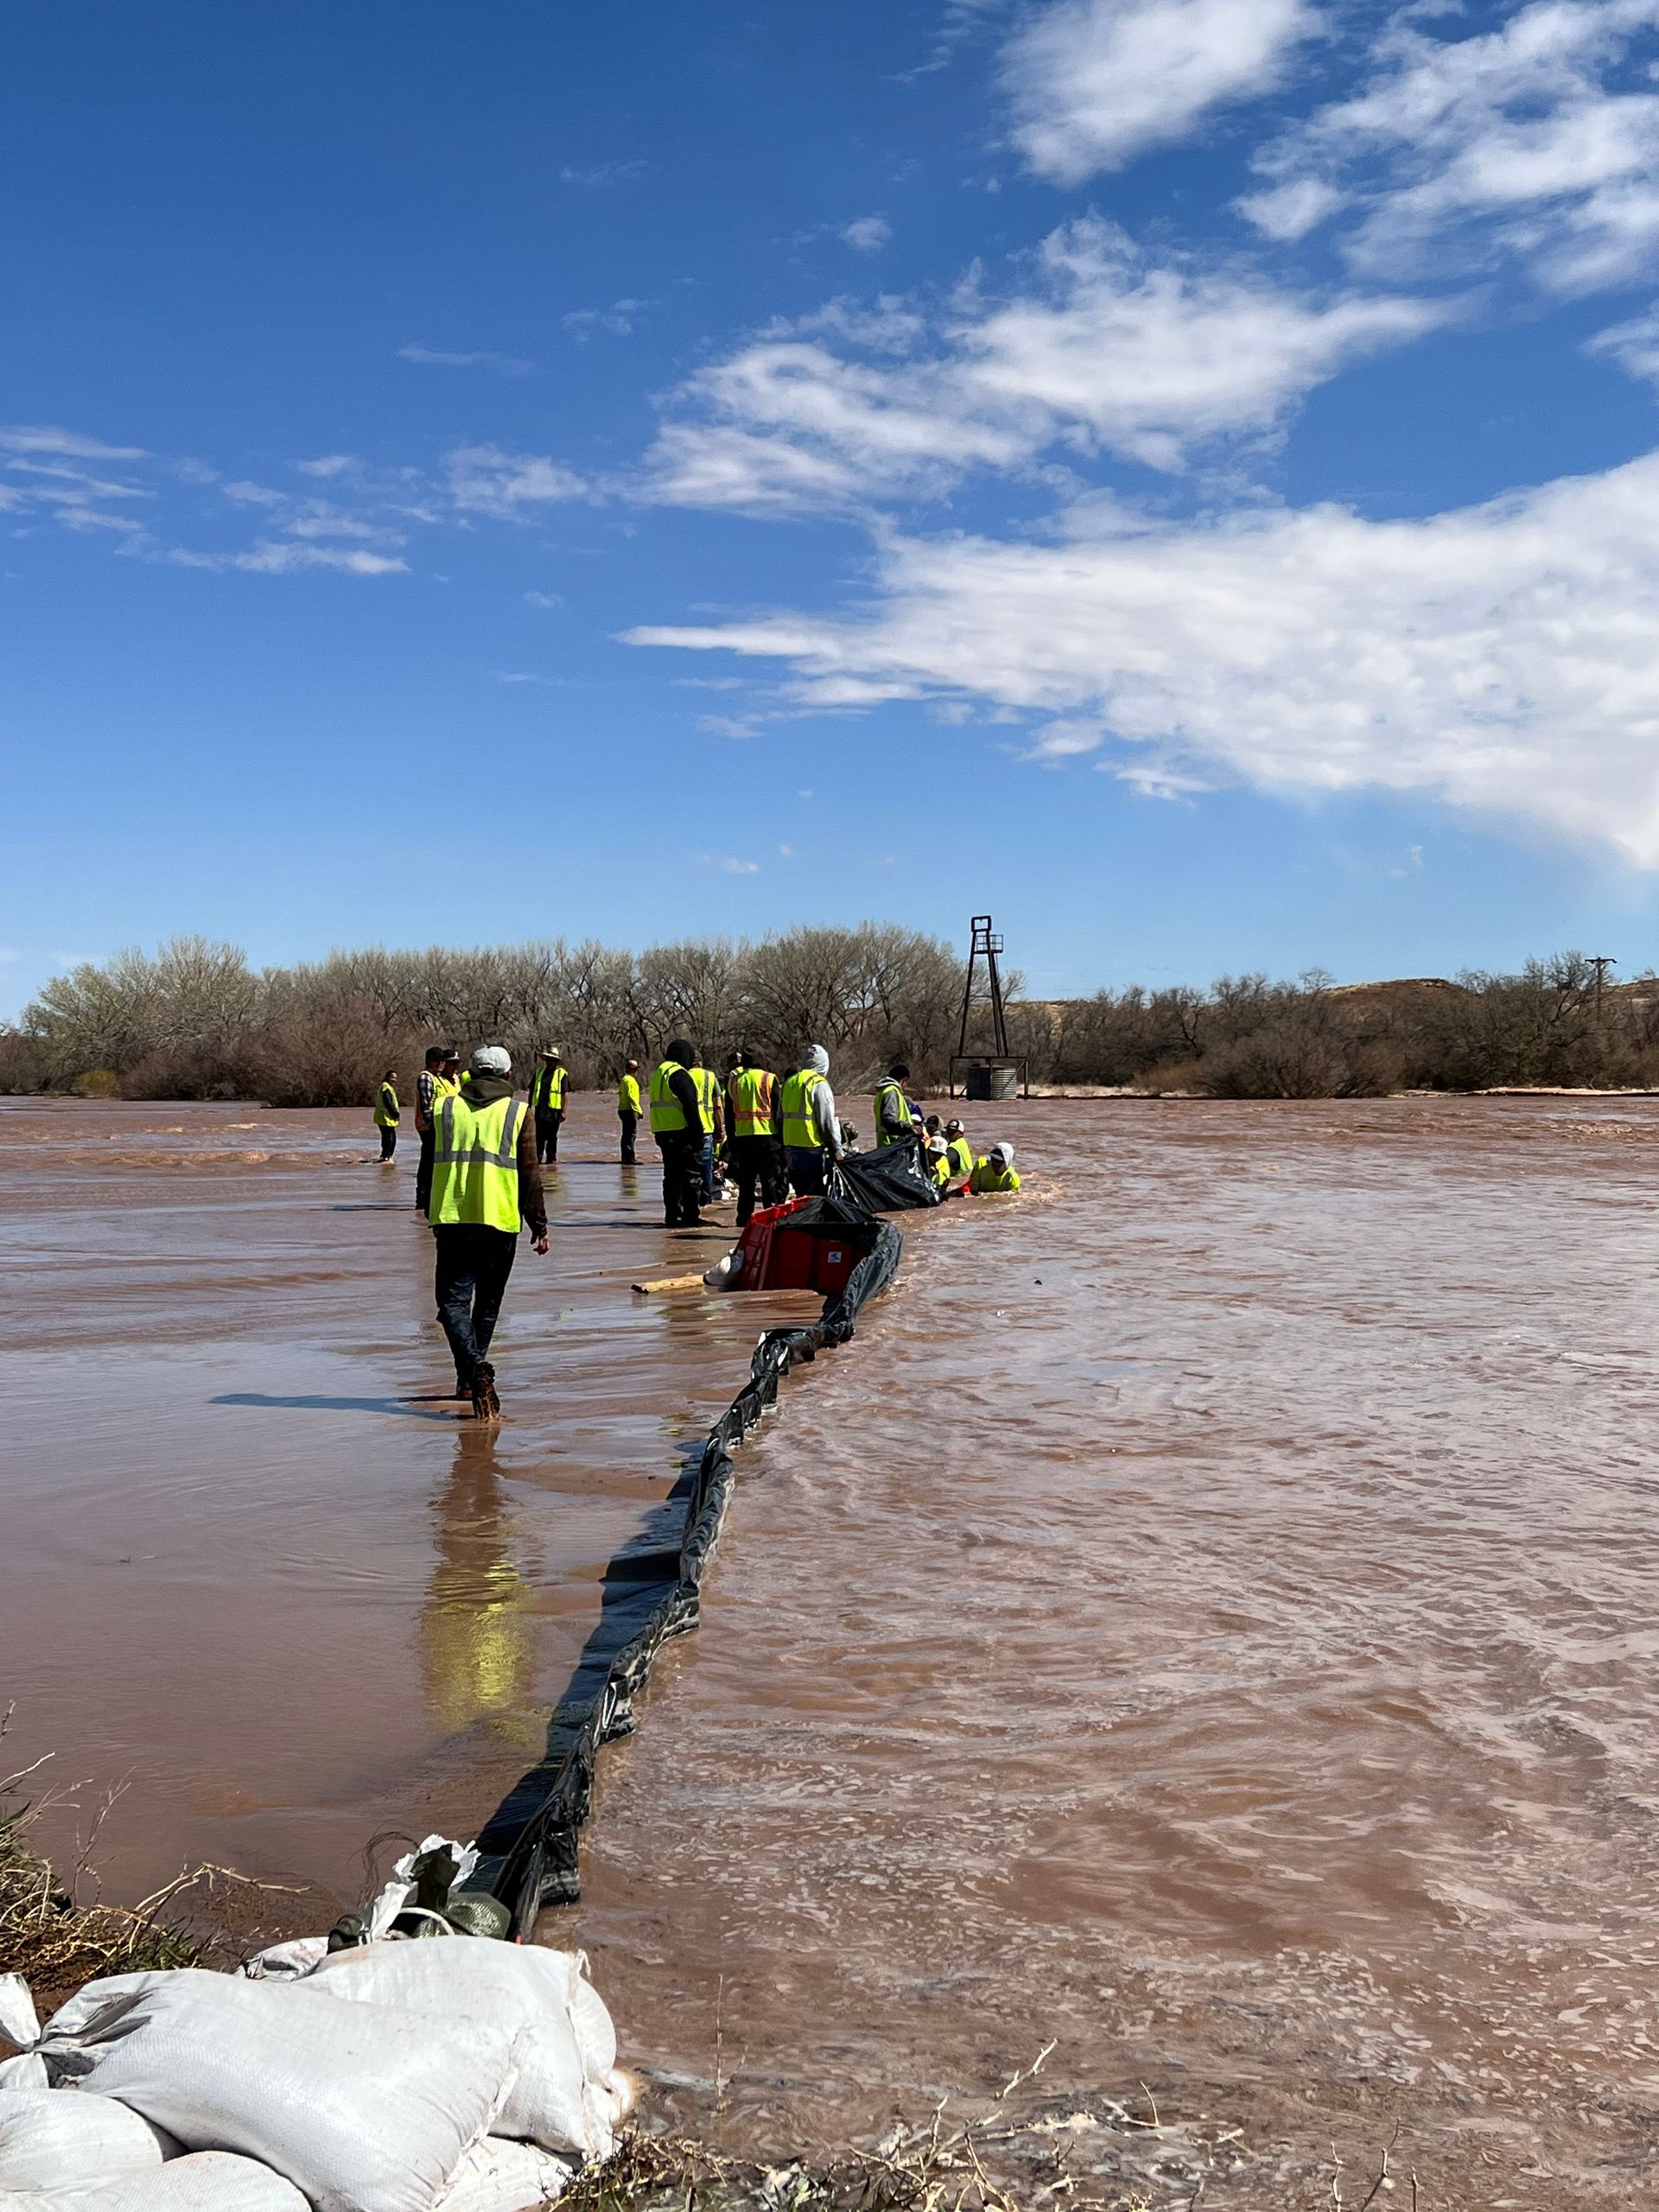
[
  {"xmin": 563, "ymin": 299, "xmax": 647, "ymax": 340},
  {"xmin": 0, "ymin": 424, "xmax": 147, "ymax": 461},
  {"xmin": 645, "ymin": 219, "xmax": 1441, "ymax": 506},
  {"xmin": 398, "ymin": 343, "xmax": 531, "ymax": 375},
  {"xmin": 627, "ymin": 448, "xmax": 1659, "ymax": 866},
  {"xmin": 1246, "ymin": 0, "xmax": 1659, "ymax": 294},
  {"xmin": 1586, "ymin": 301, "xmax": 1659, "ymax": 383},
  {"xmin": 1001, "ymin": 0, "xmax": 1318, "ymax": 182},
  {"xmin": 524, "ymin": 588, "xmax": 565, "ymax": 607},
  {"xmin": 223, "ymin": 480, "xmax": 286, "ymax": 506},
  {"xmin": 445, "ymin": 445, "xmax": 588, "ymax": 516},
  {"xmin": 840, "ymin": 215, "xmax": 893, "ymax": 252},
  {"xmin": 181, "ymin": 541, "xmax": 408, "ymax": 575},
  {"xmin": 711, "ymin": 853, "xmax": 761, "ymax": 873},
  {"xmin": 293, "ymin": 454, "xmax": 357, "ymax": 478},
  {"xmin": 558, "ymin": 159, "xmax": 649, "ymax": 188}
]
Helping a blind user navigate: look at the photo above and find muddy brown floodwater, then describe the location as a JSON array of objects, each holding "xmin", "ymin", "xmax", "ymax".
[{"xmin": 3, "ymin": 1092, "xmax": 1659, "ymax": 2204}]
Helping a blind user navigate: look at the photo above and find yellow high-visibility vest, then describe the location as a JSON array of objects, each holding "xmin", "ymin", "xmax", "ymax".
[
  {"xmin": 429, "ymin": 1094, "xmax": 528, "ymax": 1231},
  {"xmin": 650, "ymin": 1059, "xmax": 700, "ymax": 1135},
  {"xmin": 780, "ymin": 1068, "xmax": 826, "ymax": 1150},
  {"xmin": 969, "ymin": 1156, "xmax": 1020, "ymax": 1193},
  {"xmin": 946, "ymin": 1135, "xmax": 973, "ymax": 1178},
  {"xmin": 531, "ymin": 1063, "xmax": 568, "ymax": 1110},
  {"xmin": 432, "ymin": 1073, "xmax": 461, "ymax": 1104},
  {"xmin": 373, "ymin": 1082, "xmax": 399, "ymax": 1128},
  {"xmin": 690, "ymin": 1067, "xmax": 720, "ymax": 1128},
  {"xmin": 729, "ymin": 1066, "xmax": 775, "ymax": 1137},
  {"xmin": 874, "ymin": 1079, "xmax": 911, "ymax": 1146},
  {"xmin": 617, "ymin": 1073, "xmax": 641, "ymax": 1115}
]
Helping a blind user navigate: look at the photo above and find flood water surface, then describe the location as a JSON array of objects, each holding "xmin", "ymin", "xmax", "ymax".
[
  {"xmin": 3, "ymin": 1092, "xmax": 1657, "ymax": 2203},
  {"xmin": 562, "ymin": 1095, "xmax": 1659, "ymax": 2205}
]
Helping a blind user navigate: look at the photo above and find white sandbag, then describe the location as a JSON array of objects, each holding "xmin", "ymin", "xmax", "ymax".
[
  {"xmin": 435, "ymin": 2137, "xmax": 572, "ymax": 2212},
  {"xmin": 0, "ymin": 2148, "xmax": 311, "ymax": 2209},
  {"xmin": 236, "ymin": 1939, "xmax": 327, "ymax": 1983},
  {"xmin": 37, "ymin": 1970, "xmax": 518, "ymax": 2212},
  {"xmin": 0, "ymin": 1980, "xmax": 40, "ymax": 2050},
  {"xmin": 0, "ymin": 2088, "xmax": 180, "ymax": 2190},
  {"xmin": 33, "ymin": 1974, "xmax": 154, "ymax": 2044},
  {"xmin": 0, "ymin": 2057, "xmax": 48, "ymax": 2094},
  {"xmin": 308, "ymin": 1941, "xmax": 619, "ymax": 2159}
]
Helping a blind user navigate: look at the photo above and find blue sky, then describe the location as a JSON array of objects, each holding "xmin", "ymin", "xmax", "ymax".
[{"xmin": 7, "ymin": 0, "xmax": 1659, "ymax": 1014}]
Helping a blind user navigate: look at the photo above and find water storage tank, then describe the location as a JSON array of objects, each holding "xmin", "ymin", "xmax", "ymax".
[{"xmin": 964, "ymin": 1059, "xmax": 1020, "ymax": 1101}]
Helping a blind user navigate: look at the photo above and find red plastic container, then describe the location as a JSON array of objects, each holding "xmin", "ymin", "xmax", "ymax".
[{"xmin": 735, "ymin": 1198, "xmax": 861, "ymax": 1294}]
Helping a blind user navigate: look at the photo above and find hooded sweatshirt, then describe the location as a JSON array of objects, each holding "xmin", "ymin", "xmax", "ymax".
[{"xmin": 459, "ymin": 1070, "xmax": 547, "ymax": 1237}]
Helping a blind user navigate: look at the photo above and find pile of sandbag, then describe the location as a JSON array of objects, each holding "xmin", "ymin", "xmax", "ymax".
[{"xmin": 0, "ymin": 1842, "xmax": 630, "ymax": 2212}]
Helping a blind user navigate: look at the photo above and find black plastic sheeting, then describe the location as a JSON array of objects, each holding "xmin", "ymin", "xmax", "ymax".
[
  {"xmin": 477, "ymin": 1211, "xmax": 905, "ymax": 1936},
  {"xmin": 833, "ymin": 1134, "xmax": 942, "ymax": 1213}
]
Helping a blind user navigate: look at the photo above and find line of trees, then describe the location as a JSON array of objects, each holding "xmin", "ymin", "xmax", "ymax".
[
  {"xmin": 2, "ymin": 938, "xmax": 1656, "ymax": 1103},
  {"xmin": 0, "ymin": 928, "xmax": 972, "ymax": 1105}
]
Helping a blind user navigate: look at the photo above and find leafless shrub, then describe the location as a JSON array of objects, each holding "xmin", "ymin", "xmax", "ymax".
[{"xmin": 16, "ymin": 936, "xmax": 1659, "ymax": 1105}]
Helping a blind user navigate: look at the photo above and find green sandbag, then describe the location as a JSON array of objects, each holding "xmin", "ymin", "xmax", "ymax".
[{"xmin": 442, "ymin": 1891, "xmax": 512, "ymax": 1940}]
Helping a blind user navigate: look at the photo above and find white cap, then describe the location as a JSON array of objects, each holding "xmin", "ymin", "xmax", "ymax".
[
  {"xmin": 990, "ymin": 1141, "xmax": 1014, "ymax": 1166},
  {"xmin": 472, "ymin": 1045, "xmax": 512, "ymax": 1076},
  {"xmin": 806, "ymin": 1044, "xmax": 830, "ymax": 1075}
]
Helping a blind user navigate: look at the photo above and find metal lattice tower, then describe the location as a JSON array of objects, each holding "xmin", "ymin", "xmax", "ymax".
[{"xmin": 957, "ymin": 915, "xmax": 1012, "ymax": 1060}]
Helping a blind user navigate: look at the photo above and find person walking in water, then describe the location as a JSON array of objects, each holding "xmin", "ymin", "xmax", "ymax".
[
  {"xmin": 690, "ymin": 1051, "xmax": 724, "ymax": 1205},
  {"xmin": 414, "ymin": 1044, "xmax": 460, "ymax": 1217},
  {"xmin": 529, "ymin": 1046, "xmax": 568, "ymax": 1165},
  {"xmin": 373, "ymin": 1071, "xmax": 400, "ymax": 1163},
  {"xmin": 944, "ymin": 1116, "xmax": 973, "ymax": 1181},
  {"xmin": 780, "ymin": 1045, "xmax": 842, "ymax": 1197},
  {"xmin": 616, "ymin": 1058, "xmax": 642, "ymax": 1165},
  {"xmin": 969, "ymin": 1141, "xmax": 1020, "ymax": 1192},
  {"xmin": 428, "ymin": 1046, "xmax": 548, "ymax": 1420},
  {"xmin": 873, "ymin": 1062, "xmax": 914, "ymax": 1147},
  {"xmin": 728, "ymin": 1046, "xmax": 784, "ymax": 1226},
  {"xmin": 649, "ymin": 1039, "xmax": 707, "ymax": 1228}
]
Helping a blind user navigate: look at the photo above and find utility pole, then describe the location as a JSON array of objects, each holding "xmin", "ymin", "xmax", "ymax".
[{"xmin": 1588, "ymin": 954, "xmax": 1616, "ymax": 1020}]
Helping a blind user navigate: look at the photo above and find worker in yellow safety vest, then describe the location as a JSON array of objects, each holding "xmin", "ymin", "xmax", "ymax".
[
  {"xmin": 649, "ymin": 1039, "xmax": 708, "ymax": 1228},
  {"xmin": 968, "ymin": 1142, "xmax": 1020, "ymax": 1193},
  {"xmin": 414, "ymin": 1043, "xmax": 461, "ymax": 1217},
  {"xmin": 689, "ymin": 1053, "xmax": 724, "ymax": 1206},
  {"xmin": 944, "ymin": 1118, "xmax": 974, "ymax": 1180},
  {"xmin": 874, "ymin": 1062, "xmax": 915, "ymax": 1147},
  {"xmin": 780, "ymin": 1044, "xmax": 843, "ymax": 1198},
  {"xmin": 924, "ymin": 1136, "xmax": 953, "ymax": 1190},
  {"xmin": 529, "ymin": 1046, "xmax": 569, "ymax": 1165},
  {"xmin": 428, "ymin": 1045, "xmax": 548, "ymax": 1421},
  {"xmin": 617, "ymin": 1058, "xmax": 642, "ymax": 1166},
  {"xmin": 373, "ymin": 1071, "xmax": 400, "ymax": 1165},
  {"xmin": 728, "ymin": 1046, "xmax": 786, "ymax": 1226}
]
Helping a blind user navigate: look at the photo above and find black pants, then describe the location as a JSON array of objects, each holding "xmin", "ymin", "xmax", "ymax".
[
  {"xmin": 619, "ymin": 1110, "xmax": 639, "ymax": 1165},
  {"xmin": 731, "ymin": 1135, "xmax": 786, "ymax": 1226},
  {"xmin": 378, "ymin": 1125, "xmax": 397, "ymax": 1160},
  {"xmin": 415, "ymin": 1127, "xmax": 435, "ymax": 1215},
  {"xmin": 786, "ymin": 1144, "xmax": 827, "ymax": 1197},
  {"xmin": 534, "ymin": 1107, "xmax": 563, "ymax": 1164},
  {"xmin": 657, "ymin": 1130, "xmax": 703, "ymax": 1226},
  {"xmin": 433, "ymin": 1224, "xmax": 518, "ymax": 1385}
]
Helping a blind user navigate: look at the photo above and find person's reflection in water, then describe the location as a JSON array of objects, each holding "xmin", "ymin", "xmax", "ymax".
[{"xmin": 419, "ymin": 1427, "xmax": 540, "ymax": 1745}]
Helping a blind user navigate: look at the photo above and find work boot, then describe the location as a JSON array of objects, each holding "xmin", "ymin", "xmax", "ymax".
[
  {"xmin": 453, "ymin": 1370, "xmax": 474, "ymax": 1401},
  {"xmin": 471, "ymin": 1362, "xmax": 500, "ymax": 1421}
]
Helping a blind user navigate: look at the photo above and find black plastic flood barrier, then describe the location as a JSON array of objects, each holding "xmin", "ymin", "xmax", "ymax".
[{"xmin": 476, "ymin": 1211, "xmax": 905, "ymax": 1936}]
